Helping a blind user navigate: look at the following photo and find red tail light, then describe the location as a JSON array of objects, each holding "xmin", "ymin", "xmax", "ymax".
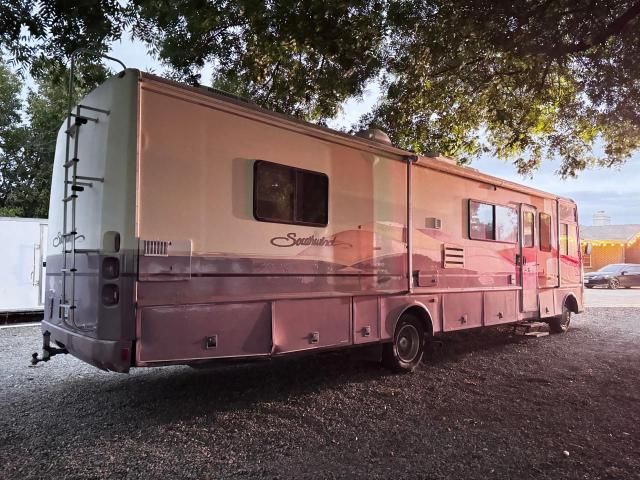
[
  {"xmin": 102, "ymin": 257, "xmax": 120, "ymax": 279},
  {"xmin": 102, "ymin": 284, "xmax": 119, "ymax": 306}
]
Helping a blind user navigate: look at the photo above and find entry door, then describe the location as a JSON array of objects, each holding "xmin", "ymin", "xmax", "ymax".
[{"xmin": 520, "ymin": 205, "xmax": 538, "ymax": 312}]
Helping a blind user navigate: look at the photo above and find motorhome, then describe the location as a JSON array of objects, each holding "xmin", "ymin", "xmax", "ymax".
[{"xmin": 33, "ymin": 69, "xmax": 583, "ymax": 372}]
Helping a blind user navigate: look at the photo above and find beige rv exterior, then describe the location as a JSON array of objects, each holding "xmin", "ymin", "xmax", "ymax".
[{"xmin": 38, "ymin": 70, "xmax": 583, "ymax": 372}]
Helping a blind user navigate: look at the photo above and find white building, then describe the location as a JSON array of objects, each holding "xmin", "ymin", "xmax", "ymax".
[{"xmin": 0, "ymin": 217, "xmax": 48, "ymax": 313}]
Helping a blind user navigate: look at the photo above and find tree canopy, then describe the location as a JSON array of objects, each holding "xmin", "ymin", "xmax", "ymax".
[
  {"xmin": 1, "ymin": 0, "xmax": 640, "ymax": 192},
  {"xmin": 0, "ymin": 59, "xmax": 106, "ymax": 217}
]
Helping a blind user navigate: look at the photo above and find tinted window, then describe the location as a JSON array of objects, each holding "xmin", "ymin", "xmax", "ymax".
[
  {"xmin": 469, "ymin": 201, "xmax": 495, "ymax": 241},
  {"xmin": 523, "ymin": 211, "xmax": 535, "ymax": 247},
  {"xmin": 598, "ymin": 264, "xmax": 625, "ymax": 273},
  {"xmin": 296, "ymin": 169, "xmax": 329, "ymax": 226},
  {"xmin": 254, "ymin": 161, "xmax": 328, "ymax": 226},
  {"xmin": 539, "ymin": 213, "xmax": 552, "ymax": 252}
]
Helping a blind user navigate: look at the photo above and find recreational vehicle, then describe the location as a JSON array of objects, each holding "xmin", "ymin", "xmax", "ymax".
[{"xmin": 33, "ymin": 69, "xmax": 584, "ymax": 372}]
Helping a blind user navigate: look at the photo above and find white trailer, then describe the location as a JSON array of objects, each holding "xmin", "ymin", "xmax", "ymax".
[{"xmin": 0, "ymin": 217, "xmax": 48, "ymax": 315}]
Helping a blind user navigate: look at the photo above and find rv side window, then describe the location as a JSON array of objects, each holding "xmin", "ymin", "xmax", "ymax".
[
  {"xmin": 495, "ymin": 205, "xmax": 518, "ymax": 242},
  {"xmin": 469, "ymin": 201, "xmax": 495, "ymax": 240},
  {"xmin": 539, "ymin": 213, "xmax": 552, "ymax": 252},
  {"xmin": 254, "ymin": 161, "xmax": 328, "ymax": 227},
  {"xmin": 469, "ymin": 201, "xmax": 517, "ymax": 243},
  {"xmin": 560, "ymin": 223, "xmax": 569, "ymax": 255}
]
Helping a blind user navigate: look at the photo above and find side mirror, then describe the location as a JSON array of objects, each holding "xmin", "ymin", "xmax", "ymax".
[
  {"xmin": 621, "ymin": 271, "xmax": 627, "ymax": 275},
  {"xmin": 583, "ymin": 242, "xmax": 592, "ymax": 255}
]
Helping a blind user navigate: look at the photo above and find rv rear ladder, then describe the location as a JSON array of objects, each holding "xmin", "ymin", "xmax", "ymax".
[{"xmin": 59, "ymin": 102, "xmax": 108, "ymax": 325}]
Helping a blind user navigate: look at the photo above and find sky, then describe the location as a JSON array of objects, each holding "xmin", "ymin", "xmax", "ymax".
[{"xmin": 107, "ymin": 36, "xmax": 640, "ymax": 226}]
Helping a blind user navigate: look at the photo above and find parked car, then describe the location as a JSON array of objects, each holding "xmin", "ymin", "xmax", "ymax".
[{"xmin": 584, "ymin": 264, "xmax": 640, "ymax": 289}]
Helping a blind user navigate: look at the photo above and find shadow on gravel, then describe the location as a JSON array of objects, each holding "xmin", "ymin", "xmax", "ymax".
[
  {"xmin": 20, "ymin": 326, "xmax": 528, "ymax": 428},
  {"xmin": 427, "ymin": 326, "xmax": 528, "ymax": 364}
]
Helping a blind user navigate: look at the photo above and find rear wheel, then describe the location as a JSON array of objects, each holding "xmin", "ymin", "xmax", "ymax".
[
  {"xmin": 382, "ymin": 314, "xmax": 425, "ymax": 372},
  {"xmin": 608, "ymin": 278, "xmax": 620, "ymax": 289},
  {"xmin": 549, "ymin": 303, "xmax": 571, "ymax": 334}
]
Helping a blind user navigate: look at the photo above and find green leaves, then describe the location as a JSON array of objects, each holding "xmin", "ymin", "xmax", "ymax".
[
  {"xmin": 0, "ymin": 58, "xmax": 107, "ymax": 217},
  {"xmin": 1, "ymin": 0, "xmax": 640, "ymax": 180}
]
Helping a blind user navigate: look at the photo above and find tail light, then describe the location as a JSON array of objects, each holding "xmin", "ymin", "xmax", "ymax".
[
  {"xmin": 102, "ymin": 257, "xmax": 120, "ymax": 279},
  {"xmin": 102, "ymin": 284, "xmax": 119, "ymax": 306}
]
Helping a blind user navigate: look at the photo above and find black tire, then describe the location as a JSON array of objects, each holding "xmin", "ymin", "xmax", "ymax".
[
  {"xmin": 608, "ymin": 278, "xmax": 620, "ymax": 289},
  {"xmin": 382, "ymin": 314, "xmax": 425, "ymax": 372},
  {"xmin": 549, "ymin": 303, "xmax": 571, "ymax": 334},
  {"xmin": 585, "ymin": 285, "xmax": 594, "ymax": 289}
]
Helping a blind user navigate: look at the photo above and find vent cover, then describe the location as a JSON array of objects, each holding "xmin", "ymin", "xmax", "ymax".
[
  {"xmin": 143, "ymin": 240, "xmax": 169, "ymax": 256},
  {"xmin": 425, "ymin": 217, "xmax": 442, "ymax": 229},
  {"xmin": 443, "ymin": 244, "xmax": 465, "ymax": 268}
]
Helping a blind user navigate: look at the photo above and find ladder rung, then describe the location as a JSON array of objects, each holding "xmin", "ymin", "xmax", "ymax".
[
  {"xmin": 63, "ymin": 231, "xmax": 77, "ymax": 237},
  {"xmin": 62, "ymin": 194, "xmax": 78, "ymax": 202},
  {"xmin": 61, "ymin": 268, "xmax": 77, "ymax": 273},
  {"xmin": 64, "ymin": 158, "xmax": 79, "ymax": 168},
  {"xmin": 60, "ymin": 304, "xmax": 76, "ymax": 310},
  {"xmin": 71, "ymin": 185, "xmax": 85, "ymax": 192},
  {"xmin": 79, "ymin": 104, "xmax": 110, "ymax": 115},
  {"xmin": 75, "ymin": 175, "xmax": 104, "ymax": 183},
  {"xmin": 75, "ymin": 248, "xmax": 100, "ymax": 254}
]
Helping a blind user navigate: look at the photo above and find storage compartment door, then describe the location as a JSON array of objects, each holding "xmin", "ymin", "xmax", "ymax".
[
  {"xmin": 138, "ymin": 302, "xmax": 272, "ymax": 363},
  {"xmin": 273, "ymin": 298, "xmax": 351, "ymax": 353}
]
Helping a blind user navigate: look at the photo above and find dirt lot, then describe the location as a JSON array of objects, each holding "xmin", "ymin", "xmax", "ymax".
[{"xmin": 1, "ymin": 307, "xmax": 639, "ymax": 480}]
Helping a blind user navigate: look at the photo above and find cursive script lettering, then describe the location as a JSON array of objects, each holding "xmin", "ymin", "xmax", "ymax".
[{"xmin": 270, "ymin": 232, "xmax": 350, "ymax": 248}]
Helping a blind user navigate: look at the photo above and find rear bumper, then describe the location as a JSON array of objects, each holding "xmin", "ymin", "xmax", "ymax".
[{"xmin": 41, "ymin": 320, "xmax": 132, "ymax": 373}]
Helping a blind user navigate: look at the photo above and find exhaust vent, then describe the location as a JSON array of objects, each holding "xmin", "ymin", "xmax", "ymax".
[
  {"xmin": 443, "ymin": 244, "xmax": 465, "ymax": 269},
  {"xmin": 355, "ymin": 128, "xmax": 392, "ymax": 145},
  {"xmin": 143, "ymin": 240, "xmax": 169, "ymax": 257}
]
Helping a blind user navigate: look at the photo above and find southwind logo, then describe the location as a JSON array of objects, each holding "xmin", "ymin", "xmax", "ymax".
[{"xmin": 270, "ymin": 232, "xmax": 351, "ymax": 248}]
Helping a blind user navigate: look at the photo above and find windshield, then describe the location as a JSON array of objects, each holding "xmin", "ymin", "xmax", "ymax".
[{"xmin": 597, "ymin": 264, "xmax": 625, "ymax": 273}]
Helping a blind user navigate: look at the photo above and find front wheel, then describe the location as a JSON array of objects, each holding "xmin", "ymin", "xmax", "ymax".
[
  {"xmin": 549, "ymin": 304, "xmax": 571, "ymax": 334},
  {"xmin": 608, "ymin": 278, "xmax": 620, "ymax": 289},
  {"xmin": 382, "ymin": 314, "xmax": 425, "ymax": 372}
]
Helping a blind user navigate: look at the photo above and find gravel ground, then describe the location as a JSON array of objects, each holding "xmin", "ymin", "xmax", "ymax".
[{"xmin": 1, "ymin": 308, "xmax": 639, "ymax": 480}]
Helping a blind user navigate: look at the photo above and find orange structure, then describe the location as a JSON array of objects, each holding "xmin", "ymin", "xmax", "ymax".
[{"xmin": 580, "ymin": 225, "xmax": 640, "ymax": 272}]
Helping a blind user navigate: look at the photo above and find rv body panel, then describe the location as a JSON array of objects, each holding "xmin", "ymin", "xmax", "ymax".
[
  {"xmin": 40, "ymin": 70, "xmax": 583, "ymax": 372},
  {"xmin": 42, "ymin": 70, "xmax": 138, "ymax": 368}
]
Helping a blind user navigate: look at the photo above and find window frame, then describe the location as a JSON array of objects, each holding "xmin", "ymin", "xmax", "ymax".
[
  {"xmin": 468, "ymin": 199, "xmax": 518, "ymax": 244},
  {"xmin": 539, "ymin": 212, "xmax": 552, "ymax": 252},
  {"xmin": 253, "ymin": 160, "xmax": 329, "ymax": 227}
]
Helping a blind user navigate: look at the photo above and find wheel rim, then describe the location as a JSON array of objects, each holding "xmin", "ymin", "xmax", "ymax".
[
  {"xmin": 610, "ymin": 278, "xmax": 620, "ymax": 289},
  {"xmin": 396, "ymin": 324, "xmax": 420, "ymax": 363}
]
